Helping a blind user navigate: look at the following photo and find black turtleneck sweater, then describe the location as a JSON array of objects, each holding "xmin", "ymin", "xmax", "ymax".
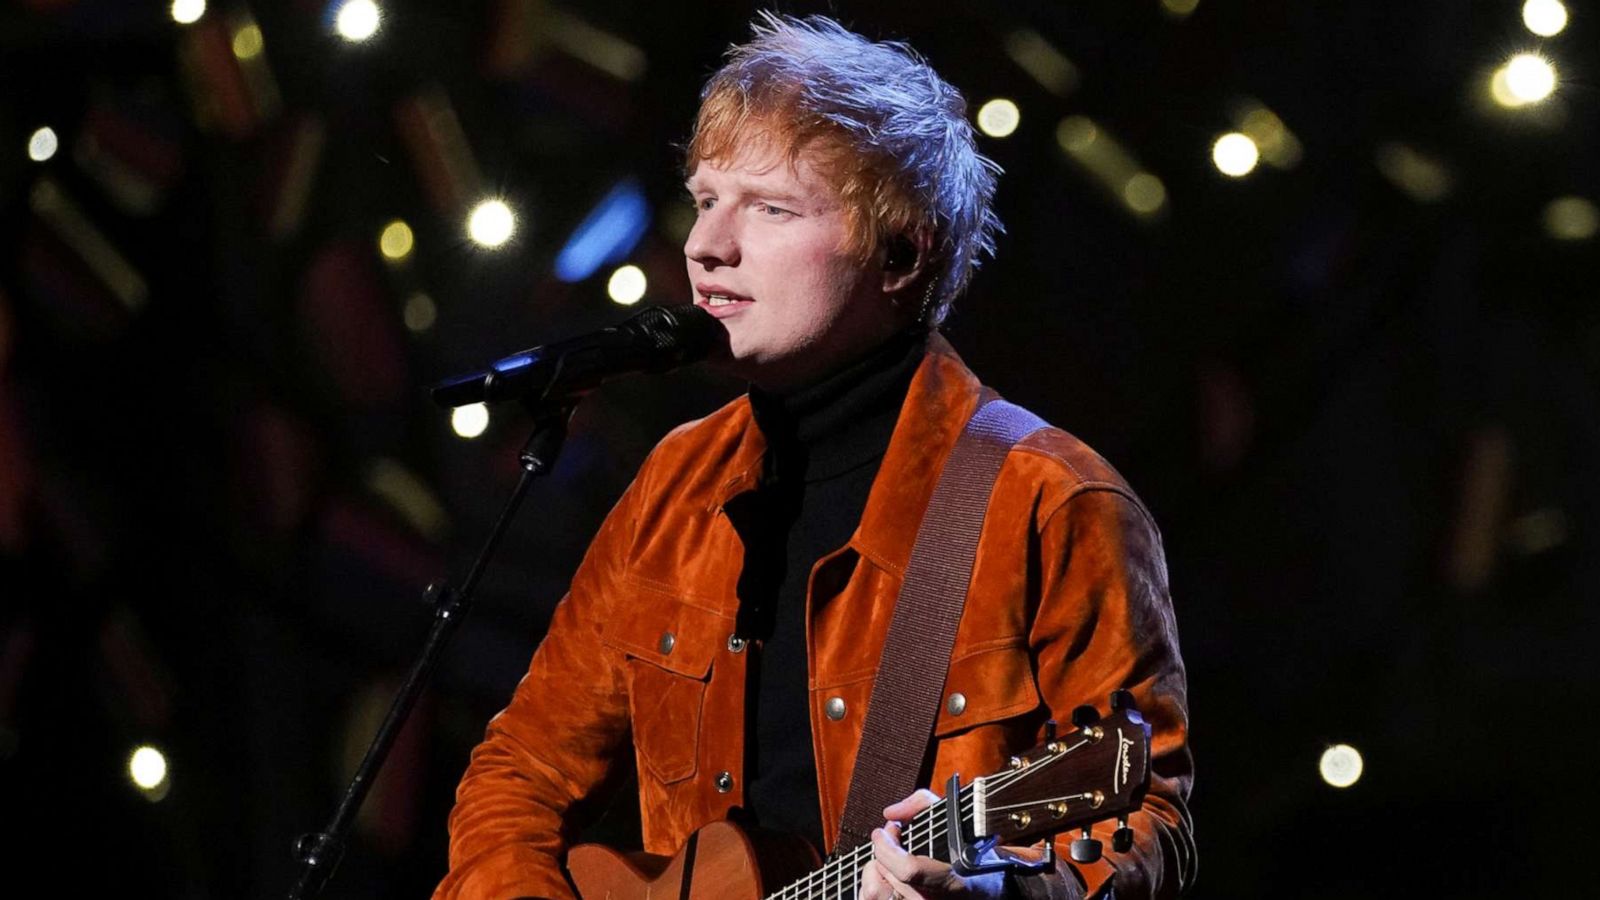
[{"xmin": 723, "ymin": 328, "xmax": 928, "ymax": 855}]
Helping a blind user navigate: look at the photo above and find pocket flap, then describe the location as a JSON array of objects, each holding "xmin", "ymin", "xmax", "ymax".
[
  {"xmin": 933, "ymin": 644, "xmax": 1041, "ymax": 736},
  {"xmin": 600, "ymin": 578, "xmax": 731, "ymax": 679}
]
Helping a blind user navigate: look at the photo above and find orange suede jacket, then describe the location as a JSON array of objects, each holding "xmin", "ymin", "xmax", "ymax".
[{"xmin": 436, "ymin": 335, "xmax": 1195, "ymax": 899}]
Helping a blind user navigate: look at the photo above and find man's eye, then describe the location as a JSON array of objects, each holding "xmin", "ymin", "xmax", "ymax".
[
  {"xmin": 757, "ymin": 202, "xmax": 793, "ymax": 217},
  {"xmin": 692, "ymin": 196, "xmax": 715, "ymax": 212}
]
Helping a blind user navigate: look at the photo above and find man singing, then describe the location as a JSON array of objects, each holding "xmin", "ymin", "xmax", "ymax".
[{"xmin": 436, "ymin": 14, "xmax": 1194, "ymax": 900}]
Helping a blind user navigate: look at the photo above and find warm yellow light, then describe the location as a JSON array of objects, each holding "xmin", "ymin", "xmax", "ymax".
[
  {"xmin": 1544, "ymin": 196, "xmax": 1598, "ymax": 241},
  {"xmin": 403, "ymin": 292, "xmax": 437, "ymax": 331},
  {"xmin": 27, "ymin": 127, "xmax": 58, "ymax": 163},
  {"xmin": 451, "ymin": 403, "xmax": 490, "ymax": 439},
  {"xmin": 1002, "ymin": 30, "xmax": 1078, "ymax": 97},
  {"xmin": 1161, "ymin": 0, "xmax": 1200, "ymax": 18},
  {"xmin": 334, "ymin": 0, "xmax": 381, "ymax": 42},
  {"xmin": 607, "ymin": 265, "xmax": 647, "ymax": 305},
  {"xmin": 170, "ymin": 0, "xmax": 205, "ymax": 25},
  {"xmin": 379, "ymin": 219, "xmax": 415, "ymax": 261},
  {"xmin": 1237, "ymin": 103, "xmax": 1302, "ymax": 169},
  {"xmin": 467, "ymin": 199, "xmax": 515, "ymax": 248},
  {"xmin": 1319, "ymin": 744, "xmax": 1363, "ymax": 788},
  {"xmin": 1122, "ymin": 173, "xmax": 1167, "ymax": 215},
  {"xmin": 1523, "ymin": 0, "xmax": 1568, "ymax": 37},
  {"xmin": 129, "ymin": 745, "xmax": 168, "ymax": 790},
  {"xmin": 1375, "ymin": 143, "xmax": 1453, "ymax": 204},
  {"xmin": 231, "ymin": 23, "xmax": 264, "ymax": 60},
  {"xmin": 1492, "ymin": 53, "xmax": 1557, "ymax": 107},
  {"xmin": 1056, "ymin": 116, "xmax": 1098, "ymax": 154},
  {"xmin": 1211, "ymin": 132, "xmax": 1259, "ymax": 177},
  {"xmin": 976, "ymin": 99, "xmax": 1021, "ymax": 139}
]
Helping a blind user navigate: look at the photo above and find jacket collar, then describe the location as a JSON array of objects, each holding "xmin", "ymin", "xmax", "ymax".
[
  {"xmin": 710, "ymin": 332, "xmax": 981, "ymax": 577},
  {"xmin": 849, "ymin": 332, "xmax": 982, "ymax": 576}
]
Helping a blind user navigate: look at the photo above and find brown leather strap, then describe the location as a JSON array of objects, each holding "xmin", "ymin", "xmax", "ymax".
[{"xmin": 835, "ymin": 395, "xmax": 1048, "ymax": 850}]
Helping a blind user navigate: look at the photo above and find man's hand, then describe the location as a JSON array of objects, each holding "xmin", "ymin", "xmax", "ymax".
[{"xmin": 857, "ymin": 789, "xmax": 1011, "ymax": 900}]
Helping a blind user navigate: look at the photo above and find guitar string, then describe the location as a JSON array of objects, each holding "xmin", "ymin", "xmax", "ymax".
[
  {"xmin": 767, "ymin": 729, "xmax": 1102, "ymax": 898},
  {"xmin": 769, "ymin": 794, "xmax": 969, "ymax": 899},
  {"xmin": 797, "ymin": 801, "xmax": 959, "ymax": 900},
  {"xmin": 771, "ymin": 756, "xmax": 1073, "ymax": 897}
]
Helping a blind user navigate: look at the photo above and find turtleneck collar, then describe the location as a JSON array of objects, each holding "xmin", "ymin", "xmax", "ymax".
[{"xmin": 748, "ymin": 328, "xmax": 928, "ymax": 484}]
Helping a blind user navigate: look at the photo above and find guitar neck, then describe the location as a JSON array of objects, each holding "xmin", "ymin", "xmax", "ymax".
[
  {"xmin": 762, "ymin": 785, "xmax": 968, "ymax": 900},
  {"xmin": 759, "ymin": 703, "xmax": 1151, "ymax": 899}
]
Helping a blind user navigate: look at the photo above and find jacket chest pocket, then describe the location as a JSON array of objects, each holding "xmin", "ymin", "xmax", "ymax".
[{"xmin": 601, "ymin": 583, "xmax": 732, "ymax": 785}]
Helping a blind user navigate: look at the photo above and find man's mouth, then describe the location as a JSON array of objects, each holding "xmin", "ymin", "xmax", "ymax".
[{"xmin": 695, "ymin": 285, "xmax": 754, "ymax": 315}]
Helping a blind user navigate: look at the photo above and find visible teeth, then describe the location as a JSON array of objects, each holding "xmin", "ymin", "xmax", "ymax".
[{"xmin": 707, "ymin": 294, "xmax": 737, "ymax": 306}]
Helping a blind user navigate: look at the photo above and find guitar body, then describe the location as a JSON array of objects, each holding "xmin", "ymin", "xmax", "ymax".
[{"xmin": 568, "ymin": 820, "xmax": 820, "ymax": 900}]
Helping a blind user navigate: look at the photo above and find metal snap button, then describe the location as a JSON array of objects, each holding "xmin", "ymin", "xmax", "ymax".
[
  {"xmin": 658, "ymin": 631, "xmax": 675, "ymax": 655},
  {"xmin": 825, "ymin": 697, "xmax": 847, "ymax": 720},
  {"xmin": 727, "ymin": 634, "xmax": 747, "ymax": 653},
  {"xmin": 714, "ymin": 771, "xmax": 734, "ymax": 793},
  {"xmin": 946, "ymin": 692, "xmax": 967, "ymax": 716}
]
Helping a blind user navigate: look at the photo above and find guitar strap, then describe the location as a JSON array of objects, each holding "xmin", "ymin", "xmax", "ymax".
[{"xmin": 834, "ymin": 392, "xmax": 1048, "ymax": 851}]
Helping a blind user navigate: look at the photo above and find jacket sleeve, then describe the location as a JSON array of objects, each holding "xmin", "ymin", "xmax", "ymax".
[
  {"xmin": 1017, "ymin": 485, "xmax": 1197, "ymax": 900},
  {"xmin": 433, "ymin": 477, "xmax": 642, "ymax": 900}
]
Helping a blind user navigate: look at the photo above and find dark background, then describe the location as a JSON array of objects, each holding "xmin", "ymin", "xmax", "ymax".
[{"xmin": 2, "ymin": 1, "xmax": 1596, "ymax": 896}]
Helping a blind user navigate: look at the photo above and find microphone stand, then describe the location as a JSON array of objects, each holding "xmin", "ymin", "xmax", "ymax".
[{"xmin": 285, "ymin": 403, "xmax": 575, "ymax": 900}]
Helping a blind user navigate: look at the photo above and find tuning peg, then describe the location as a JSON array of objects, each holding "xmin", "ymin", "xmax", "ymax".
[
  {"xmin": 1069, "ymin": 827, "xmax": 1102, "ymax": 864},
  {"xmin": 1112, "ymin": 815, "xmax": 1134, "ymax": 853},
  {"xmin": 1109, "ymin": 689, "xmax": 1137, "ymax": 712},
  {"xmin": 1043, "ymin": 718, "xmax": 1058, "ymax": 741},
  {"xmin": 1071, "ymin": 705, "xmax": 1100, "ymax": 728}
]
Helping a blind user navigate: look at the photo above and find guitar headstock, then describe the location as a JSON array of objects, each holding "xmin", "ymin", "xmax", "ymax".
[{"xmin": 970, "ymin": 695, "xmax": 1152, "ymax": 848}]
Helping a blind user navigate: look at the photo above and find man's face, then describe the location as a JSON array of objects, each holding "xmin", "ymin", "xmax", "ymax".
[{"xmin": 684, "ymin": 140, "xmax": 905, "ymax": 391}]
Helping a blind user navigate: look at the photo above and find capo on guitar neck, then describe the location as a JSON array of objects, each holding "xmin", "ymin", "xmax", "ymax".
[{"xmin": 943, "ymin": 773, "xmax": 1055, "ymax": 877}]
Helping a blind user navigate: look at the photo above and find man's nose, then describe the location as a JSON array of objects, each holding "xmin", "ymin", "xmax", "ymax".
[{"xmin": 685, "ymin": 208, "xmax": 739, "ymax": 270}]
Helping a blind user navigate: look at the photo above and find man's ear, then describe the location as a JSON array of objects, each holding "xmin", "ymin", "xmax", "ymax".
[{"xmin": 880, "ymin": 230, "xmax": 932, "ymax": 295}]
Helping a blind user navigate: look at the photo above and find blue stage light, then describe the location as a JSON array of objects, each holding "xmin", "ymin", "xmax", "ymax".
[{"xmin": 554, "ymin": 178, "xmax": 651, "ymax": 283}]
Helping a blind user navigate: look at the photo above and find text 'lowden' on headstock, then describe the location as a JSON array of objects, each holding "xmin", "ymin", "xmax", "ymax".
[{"xmin": 954, "ymin": 690, "xmax": 1152, "ymax": 868}]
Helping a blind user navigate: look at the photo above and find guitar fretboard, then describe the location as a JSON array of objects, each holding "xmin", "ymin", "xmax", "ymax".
[{"xmin": 762, "ymin": 783, "xmax": 971, "ymax": 900}]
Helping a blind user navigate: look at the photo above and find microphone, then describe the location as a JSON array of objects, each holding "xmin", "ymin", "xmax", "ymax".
[{"xmin": 431, "ymin": 304, "xmax": 724, "ymax": 409}]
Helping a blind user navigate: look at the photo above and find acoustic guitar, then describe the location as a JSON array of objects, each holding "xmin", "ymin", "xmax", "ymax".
[{"xmin": 567, "ymin": 698, "xmax": 1151, "ymax": 899}]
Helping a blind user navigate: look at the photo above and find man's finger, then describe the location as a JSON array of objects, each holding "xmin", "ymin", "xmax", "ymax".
[
  {"xmin": 872, "ymin": 825, "xmax": 924, "ymax": 883},
  {"xmin": 858, "ymin": 858, "xmax": 899, "ymax": 900},
  {"xmin": 882, "ymin": 787, "xmax": 942, "ymax": 821}
]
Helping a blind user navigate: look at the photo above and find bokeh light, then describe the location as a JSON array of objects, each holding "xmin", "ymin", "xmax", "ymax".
[
  {"xmin": 1211, "ymin": 132, "xmax": 1259, "ymax": 177},
  {"xmin": 976, "ymin": 99, "xmax": 1021, "ymax": 139},
  {"xmin": 171, "ymin": 0, "xmax": 205, "ymax": 25},
  {"xmin": 467, "ymin": 199, "xmax": 516, "ymax": 248},
  {"xmin": 379, "ymin": 219, "xmax": 415, "ymax": 261},
  {"xmin": 334, "ymin": 0, "xmax": 381, "ymax": 43},
  {"xmin": 27, "ymin": 127, "xmax": 58, "ymax": 163},
  {"xmin": 1491, "ymin": 53, "xmax": 1557, "ymax": 107},
  {"xmin": 403, "ymin": 292, "xmax": 437, "ymax": 332},
  {"xmin": 231, "ymin": 23, "xmax": 264, "ymax": 60},
  {"xmin": 451, "ymin": 403, "xmax": 490, "ymax": 439},
  {"xmin": 129, "ymin": 745, "xmax": 169, "ymax": 791},
  {"xmin": 1374, "ymin": 142, "xmax": 1453, "ymax": 203},
  {"xmin": 1544, "ymin": 196, "xmax": 1598, "ymax": 241},
  {"xmin": 1522, "ymin": 0, "xmax": 1568, "ymax": 37},
  {"xmin": 1319, "ymin": 744, "xmax": 1364, "ymax": 788},
  {"xmin": 1123, "ymin": 172, "xmax": 1167, "ymax": 215},
  {"xmin": 1056, "ymin": 116, "xmax": 1098, "ymax": 154},
  {"xmin": 1161, "ymin": 0, "xmax": 1200, "ymax": 18},
  {"xmin": 607, "ymin": 264, "xmax": 647, "ymax": 305}
]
